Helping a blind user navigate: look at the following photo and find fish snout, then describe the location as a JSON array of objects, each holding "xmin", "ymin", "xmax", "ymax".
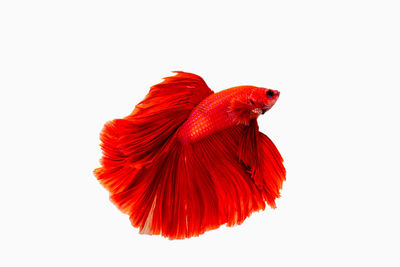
[{"xmin": 251, "ymin": 108, "xmax": 262, "ymax": 115}]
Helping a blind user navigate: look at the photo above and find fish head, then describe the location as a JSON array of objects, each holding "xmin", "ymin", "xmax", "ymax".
[
  {"xmin": 246, "ymin": 86, "xmax": 280, "ymax": 118},
  {"xmin": 229, "ymin": 86, "xmax": 280, "ymax": 125}
]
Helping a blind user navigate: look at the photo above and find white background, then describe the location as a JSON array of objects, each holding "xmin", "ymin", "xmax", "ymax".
[{"xmin": 1, "ymin": 1, "xmax": 399, "ymax": 266}]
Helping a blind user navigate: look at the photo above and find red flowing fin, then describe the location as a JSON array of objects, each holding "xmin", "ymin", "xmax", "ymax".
[
  {"xmin": 95, "ymin": 71, "xmax": 213, "ymax": 194},
  {"xmin": 111, "ymin": 125, "xmax": 267, "ymax": 239},
  {"xmin": 228, "ymin": 98, "xmax": 252, "ymax": 126},
  {"xmin": 238, "ymin": 120, "xmax": 286, "ymax": 208}
]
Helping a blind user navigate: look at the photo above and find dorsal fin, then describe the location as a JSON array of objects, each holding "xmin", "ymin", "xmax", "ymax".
[{"xmin": 132, "ymin": 71, "xmax": 213, "ymax": 116}]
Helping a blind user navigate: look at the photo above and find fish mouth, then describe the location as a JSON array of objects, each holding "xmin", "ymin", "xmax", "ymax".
[
  {"xmin": 251, "ymin": 108, "xmax": 262, "ymax": 115},
  {"xmin": 252, "ymin": 107, "xmax": 269, "ymax": 115}
]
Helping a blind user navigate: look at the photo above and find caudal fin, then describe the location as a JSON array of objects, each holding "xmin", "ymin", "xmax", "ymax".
[{"xmin": 95, "ymin": 72, "xmax": 213, "ymax": 194}]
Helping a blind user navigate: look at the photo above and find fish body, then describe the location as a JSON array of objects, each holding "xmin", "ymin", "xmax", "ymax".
[
  {"xmin": 178, "ymin": 86, "xmax": 280, "ymax": 143},
  {"xmin": 95, "ymin": 72, "xmax": 286, "ymax": 239}
]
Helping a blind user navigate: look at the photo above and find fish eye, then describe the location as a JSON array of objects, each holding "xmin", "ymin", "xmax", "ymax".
[
  {"xmin": 266, "ymin": 90, "xmax": 274, "ymax": 98},
  {"xmin": 250, "ymin": 99, "xmax": 255, "ymax": 105}
]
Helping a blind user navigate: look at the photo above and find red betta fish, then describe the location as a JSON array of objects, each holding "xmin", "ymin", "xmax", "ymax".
[{"xmin": 94, "ymin": 71, "xmax": 286, "ymax": 239}]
